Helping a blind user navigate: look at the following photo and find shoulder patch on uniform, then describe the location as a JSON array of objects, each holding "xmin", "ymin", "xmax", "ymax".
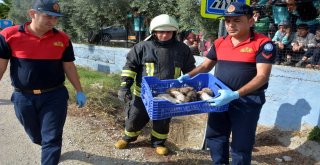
[{"xmin": 263, "ymin": 43, "xmax": 273, "ymax": 52}]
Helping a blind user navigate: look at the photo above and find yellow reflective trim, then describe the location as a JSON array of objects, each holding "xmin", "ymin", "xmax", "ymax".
[
  {"xmin": 134, "ymin": 85, "xmax": 141, "ymax": 92},
  {"xmin": 133, "ymin": 85, "xmax": 141, "ymax": 96},
  {"xmin": 125, "ymin": 129, "xmax": 141, "ymax": 137},
  {"xmin": 145, "ymin": 63, "xmax": 154, "ymax": 76},
  {"xmin": 121, "ymin": 70, "xmax": 137, "ymax": 79},
  {"xmin": 146, "ymin": 63, "xmax": 151, "ymax": 76},
  {"xmin": 120, "ymin": 82, "xmax": 127, "ymax": 87},
  {"xmin": 150, "ymin": 63, "xmax": 154, "ymax": 76},
  {"xmin": 174, "ymin": 67, "xmax": 181, "ymax": 79},
  {"xmin": 151, "ymin": 130, "xmax": 168, "ymax": 139},
  {"xmin": 133, "ymin": 89, "xmax": 141, "ymax": 97}
]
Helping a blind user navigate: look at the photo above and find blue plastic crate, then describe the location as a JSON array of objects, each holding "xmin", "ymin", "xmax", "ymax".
[{"xmin": 141, "ymin": 73, "xmax": 230, "ymax": 120}]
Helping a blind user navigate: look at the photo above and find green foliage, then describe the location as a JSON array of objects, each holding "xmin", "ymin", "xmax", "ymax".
[
  {"xmin": 7, "ymin": 0, "xmax": 220, "ymax": 42},
  {"xmin": 0, "ymin": 0, "xmax": 11, "ymax": 19},
  {"xmin": 59, "ymin": 0, "xmax": 129, "ymax": 43},
  {"xmin": 8, "ymin": 0, "xmax": 31, "ymax": 24},
  {"xmin": 176, "ymin": 0, "xmax": 219, "ymax": 37},
  {"xmin": 130, "ymin": 0, "xmax": 178, "ymax": 18},
  {"xmin": 66, "ymin": 67, "xmax": 121, "ymax": 92},
  {"xmin": 307, "ymin": 126, "xmax": 320, "ymax": 143},
  {"xmin": 130, "ymin": 0, "xmax": 219, "ymax": 38},
  {"xmin": 65, "ymin": 67, "xmax": 122, "ymax": 113}
]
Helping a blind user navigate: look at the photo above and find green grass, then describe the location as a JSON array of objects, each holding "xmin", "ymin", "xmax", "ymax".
[
  {"xmin": 65, "ymin": 67, "xmax": 123, "ymax": 114},
  {"xmin": 307, "ymin": 126, "xmax": 320, "ymax": 144},
  {"xmin": 65, "ymin": 67, "xmax": 121, "ymax": 94}
]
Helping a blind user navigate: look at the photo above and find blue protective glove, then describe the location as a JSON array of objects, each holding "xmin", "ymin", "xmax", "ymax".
[
  {"xmin": 207, "ymin": 89, "xmax": 239, "ymax": 106},
  {"xmin": 177, "ymin": 74, "xmax": 191, "ymax": 83},
  {"xmin": 76, "ymin": 92, "xmax": 87, "ymax": 108}
]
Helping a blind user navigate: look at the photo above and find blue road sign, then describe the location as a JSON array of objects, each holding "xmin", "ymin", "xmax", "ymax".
[
  {"xmin": 0, "ymin": 19, "xmax": 13, "ymax": 30},
  {"xmin": 201, "ymin": 0, "xmax": 250, "ymax": 19}
]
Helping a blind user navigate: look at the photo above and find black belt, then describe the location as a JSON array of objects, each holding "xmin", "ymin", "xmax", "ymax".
[
  {"xmin": 14, "ymin": 85, "xmax": 64, "ymax": 94},
  {"xmin": 249, "ymin": 90, "xmax": 265, "ymax": 95}
]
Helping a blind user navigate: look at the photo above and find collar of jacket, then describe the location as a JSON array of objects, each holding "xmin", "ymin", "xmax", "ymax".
[{"xmin": 152, "ymin": 36, "xmax": 176, "ymax": 46}]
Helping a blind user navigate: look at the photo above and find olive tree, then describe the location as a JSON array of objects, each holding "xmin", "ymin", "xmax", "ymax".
[
  {"xmin": 0, "ymin": 0, "xmax": 12, "ymax": 19},
  {"xmin": 59, "ymin": 0, "xmax": 129, "ymax": 43},
  {"xmin": 8, "ymin": 0, "xmax": 31, "ymax": 24}
]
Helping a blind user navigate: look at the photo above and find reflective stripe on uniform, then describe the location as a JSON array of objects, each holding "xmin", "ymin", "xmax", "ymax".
[
  {"xmin": 151, "ymin": 130, "xmax": 168, "ymax": 139},
  {"xmin": 120, "ymin": 82, "xmax": 127, "ymax": 87},
  {"xmin": 133, "ymin": 84, "xmax": 141, "ymax": 97},
  {"xmin": 174, "ymin": 67, "xmax": 181, "ymax": 79},
  {"xmin": 125, "ymin": 129, "xmax": 141, "ymax": 137},
  {"xmin": 145, "ymin": 63, "xmax": 154, "ymax": 76},
  {"xmin": 121, "ymin": 70, "xmax": 137, "ymax": 79}
]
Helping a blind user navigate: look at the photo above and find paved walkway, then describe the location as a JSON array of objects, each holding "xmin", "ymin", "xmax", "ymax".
[{"xmin": 0, "ymin": 70, "xmax": 41, "ymax": 164}]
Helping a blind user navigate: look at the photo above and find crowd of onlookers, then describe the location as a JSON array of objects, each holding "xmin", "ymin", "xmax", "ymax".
[
  {"xmin": 179, "ymin": 0, "xmax": 320, "ymax": 70},
  {"xmin": 252, "ymin": 0, "xmax": 320, "ymax": 69},
  {"xmin": 178, "ymin": 31, "xmax": 216, "ymax": 57}
]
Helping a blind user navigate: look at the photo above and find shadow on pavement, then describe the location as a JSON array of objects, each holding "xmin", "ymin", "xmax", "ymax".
[
  {"xmin": 253, "ymin": 98, "xmax": 317, "ymax": 164},
  {"xmin": 0, "ymin": 99, "xmax": 12, "ymax": 105}
]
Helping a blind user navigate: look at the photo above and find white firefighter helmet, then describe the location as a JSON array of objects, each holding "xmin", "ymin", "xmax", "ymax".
[{"xmin": 149, "ymin": 14, "xmax": 179, "ymax": 33}]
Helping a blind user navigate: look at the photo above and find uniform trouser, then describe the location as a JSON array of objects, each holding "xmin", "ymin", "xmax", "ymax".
[
  {"xmin": 206, "ymin": 93, "xmax": 265, "ymax": 165},
  {"xmin": 311, "ymin": 48, "xmax": 320, "ymax": 65},
  {"xmin": 123, "ymin": 96, "xmax": 171, "ymax": 147},
  {"xmin": 11, "ymin": 86, "xmax": 69, "ymax": 165}
]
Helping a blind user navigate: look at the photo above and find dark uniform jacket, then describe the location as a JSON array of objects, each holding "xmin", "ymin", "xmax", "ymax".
[{"xmin": 121, "ymin": 37, "xmax": 196, "ymax": 96}]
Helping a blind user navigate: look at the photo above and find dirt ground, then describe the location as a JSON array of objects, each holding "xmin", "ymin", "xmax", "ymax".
[
  {"xmin": 66, "ymin": 105, "xmax": 319, "ymax": 165},
  {"xmin": 1, "ymin": 69, "xmax": 318, "ymax": 165}
]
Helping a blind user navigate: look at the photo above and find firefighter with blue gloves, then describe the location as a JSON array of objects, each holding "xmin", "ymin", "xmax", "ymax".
[
  {"xmin": 178, "ymin": 74, "xmax": 239, "ymax": 106},
  {"xmin": 178, "ymin": 2, "xmax": 275, "ymax": 164},
  {"xmin": 76, "ymin": 92, "xmax": 87, "ymax": 108},
  {"xmin": 208, "ymin": 89, "xmax": 239, "ymax": 106}
]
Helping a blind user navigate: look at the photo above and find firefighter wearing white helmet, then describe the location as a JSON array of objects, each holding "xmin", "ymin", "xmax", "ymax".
[
  {"xmin": 149, "ymin": 14, "xmax": 179, "ymax": 33},
  {"xmin": 115, "ymin": 14, "xmax": 196, "ymax": 156}
]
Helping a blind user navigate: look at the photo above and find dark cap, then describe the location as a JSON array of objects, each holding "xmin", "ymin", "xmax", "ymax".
[
  {"xmin": 278, "ymin": 21, "xmax": 291, "ymax": 28},
  {"xmin": 278, "ymin": 21, "xmax": 288, "ymax": 26},
  {"xmin": 297, "ymin": 24, "xmax": 309, "ymax": 30},
  {"xmin": 32, "ymin": 0, "xmax": 63, "ymax": 17},
  {"xmin": 222, "ymin": 2, "xmax": 253, "ymax": 17}
]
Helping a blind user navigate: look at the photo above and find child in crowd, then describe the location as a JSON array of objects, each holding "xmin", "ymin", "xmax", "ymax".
[
  {"xmin": 272, "ymin": 23, "xmax": 295, "ymax": 64},
  {"xmin": 183, "ymin": 32, "xmax": 196, "ymax": 47},
  {"xmin": 253, "ymin": 8, "xmax": 271, "ymax": 36},
  {"xmin": 198, "ymin": 33, "xmax": 215, "ymax": 57},
  {"xmin": 282, "ymin": 24, "xmax": 316, "ymax": 66},
  {"xmin": 190, "ymin": 39, "xmax": 200, "ymax": 56},
  {"xmin": 305, "ymin": 27, "xmax": 320, "ymax": 69},
  {"xmin": 183, "ymin": 32, "xmax": 200, "ymax": 56}
]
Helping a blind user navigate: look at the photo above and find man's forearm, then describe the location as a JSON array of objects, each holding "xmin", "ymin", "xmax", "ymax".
[
  {"xmin": 188, "ymin": 59, "xmax": 216, "ymax": 77},
  {"xmin": 63, "ymin": 62, "xmax": 83, "ymax": 92},
  {"xmin": 237, "ymin": 75, "xmax": 269, "ymax": 96},
  {"xmin": 237, "ymin": 64, "xmax": 272, "ymax": 96},
  {"xmin": 0, "ymin": 59, "xmax": 9, "ymax": 80}
]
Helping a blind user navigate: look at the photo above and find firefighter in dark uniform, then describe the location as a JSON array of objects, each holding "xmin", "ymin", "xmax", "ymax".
[
  {"xmin": 115, "ymin": 14, "xmax": 196, "ymax": 155},
  {"xmin": 178, "ymin": 2, "xmax": 276, "ymax": 164},
  {"xmin": 0, "ymin": 0, "xmax": 86, "ymax": 164}
]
